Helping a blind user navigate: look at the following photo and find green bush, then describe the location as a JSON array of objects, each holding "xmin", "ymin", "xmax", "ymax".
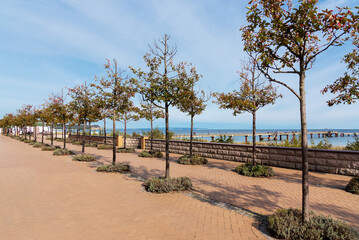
[
  {"xmin": 33, "ymin": 142, "xmax": 44, "ymax": 148},
  {"xmin": 268, "ymin": 208, "xmax": 359, "ymax": 240},
  {"xmin": 46, "ymin": 137, "xmax": 51, "ymax": 140},
  {"xmin": 97, "ymin": 144, "xmax": 113, "ymax": 150},
  {"xmin": 55, "ymin": 138, "xmax": 63, "ymax": 142},
  {"xmin": 24, "ymin": 139, "xmax": 31, "ymax": 143},
  {"xmin": 139, "ymin": 150, "xmax": 163, "ymax": 158},
  {"xmin": 96, "ymin": 163, "xmax": 130, "ymax": 173},
  {"xmin": 311, "ymin": 138, "xmax": 332, "ymax": 149},
  {"xmin": 211, "ymin": 135, "xmax": 234, "ymax": 143},
  {"xmin": 85, "ymin": 142, "xmax": 98, "ymax": 147},
  {"xmin": 139, "ymin": 151, "xmax": 152, "ymax": 158},
  {"xmin": 73, "ymin": 154, "xmax": 96, "ymax": 162},
  {"xmin": 20, "ymin": 138, "xmax": 26, "ymax": 142},
  {"xmin": 235, "ymin": 163, "xmax": 275, "ymax": 177},
  {"xmin": 143, "ymin": 177, "xmax": 192, "ymax": 193},
  {"xmin": 117, "ymin": 148, "xmax": 135, "ymax": 153},
  {"xmin": 29, "ymin": 141, "xmax": 36, "ymax": 145},
  {"xmin": 178, "ymin": 155, "xmax": 208, "ymax": 165},
  {"xmin": 71, "ymin": 141, "xmax": 82, "ymax": 145},
  {"xmin": 53, "ymin": 148, "xmax": 74, "ymax": 156},
  {"xmin": 346, "ymin": 136, "xmax": 359, "ymax": 151},
  {"xmin": 345, "ymin": 177, "xmax": 359, "ymax": 194},
  {"xmin": 41, "ymin": 145, "xmax": 58, "ymax": 151},
  {"xmin": 142, "ymin": 127, "xmax": 175, "ymax": 140}
]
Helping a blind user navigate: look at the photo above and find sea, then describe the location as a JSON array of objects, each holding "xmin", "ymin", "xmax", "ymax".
[{"xmin": 117, "ymin": 128, "xmax": 359, "ymax": 147}]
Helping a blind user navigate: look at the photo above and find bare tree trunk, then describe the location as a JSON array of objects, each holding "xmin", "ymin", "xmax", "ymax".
[
  {"xmin": 82, "ymin": 121, "xmax": 86, "ymax": 153},
  {"xmin": 89, "ymin": 122, "xmax": 92, "ymax": 144},
  {"xmin": 34, "ymin": 124, "xmax": 37, "ymax": 142},
  {"xmin": 51, "ymin": 123, "xmax": 54, "ymax": 146},
  {"xmin": 165, "ymin": 103, "xmax": 170, "ymax": 178},
  {"xmin": 42, "ymin": 122, "xmax": 44, "ymax": 143},
  {"xmin": 124, "ymin": 116, "xmax": 127, "ymax": 149},
  {"xmin": 63, "ymin": 123, "xmax": 66, "ymax": 149},
  {"xmin": 150, "ymin": 118, "xmax": 153, "ymax": 150},
  {"xmin": 300, "ymin": 70, "xmax": 309, "ymax": 223},
  {"xmin": 55, "ymin": 125, "xmax": 58, "ymax": 139},
  {"xmin": 252, "ymin": 111, "xmax": 256, "ymax": 165},
  {"xmin": 104, "ymin": 118, "xmax": 107, "ymax": 145},
  {"xmin": 189, "ymin": 113, "xmax": 194, "ymax": 158},
  {"xmin": 112, "ymin": 111, "xmax": 116, "ymax": 165},
  {"xmin": 77, "ymin": 126, "xmax": 79, "ymax": 142}
]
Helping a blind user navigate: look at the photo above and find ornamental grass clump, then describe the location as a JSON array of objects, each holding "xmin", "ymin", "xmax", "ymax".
[
  {"xmin": 97, "ymin": 144, "xmax": 113, "ymax": 150},
  {"xmin": 235, "ymin": 163, "xmax": 275, "ymax": 177},
  {"xmin": 24, "ymin": 139, "xmax": 31, "ymax": 143},
  {"xmin": 116, "ymin": 148, "xmax": 135, "ymax": 153},
  {"xmin": 53, "ymin": 148, "xmax": 74, "ymax": 156},
  {"xmin": 85, "ymin": 142, "xmax": 98, "ymax": 147},
  {"xmin": 178, "ymin": 155, "xmax": 208, "ymax": 165},
  {"xmin": 72, "ymin": 154, "xmax": 96, "ymax": 162},
  {"xmin": 143, "ymin": 177, "xmax": 192, "ymax": 193},
  {"xmin": 33, "ymin": 142, "xmax": 44, "ymax": 148},
  {"xmin": 41, "ymin": 145, "xmax": 58, "ymax": 151},
  {"xmin": 139, "ymin": 150, "xmax": 163, "ymax": 158},
  {"xmin": 96, "ymin": 163, "xmax": 130, "ymax": 173},
  {"xmin": 345, "ymin": 177, "xmax": 359, "ymax": 195},
  {"xmin": 267, "ymin": 208, "xmax": 359, "ymax": 240},
  {"xmin": 29, "ymin": 141, "xmax": 36, "ymax": 145}
]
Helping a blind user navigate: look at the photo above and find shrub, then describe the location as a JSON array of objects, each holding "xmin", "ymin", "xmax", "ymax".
[
  {"xmin": 55, "ymin": 138, "xmax": 63, "ymax": 142},
  {"xmin": 139, "ymin": 151, "xmax": 152, "ymax": 158},
  {"xmin": 143, "ymin": 177, "xmax": 192, "ymax": 193},
  {"xmin": 235, "ymin": 163, "xmax": 275, "ymax": 177},
  {"xmin": 345, "ymin": 177, "xmax": 359, "ymax": 194},
  {"xmin": 267, "ymin": 208, "xmax": 359, "ymax": 240},
  {"xmin": 139, "ymin": 150, "xmax": 163, "ymax": 158},
  {"xmin": 33, "ymin": 142, "xmax": 44, "ymax": 148},
  {"xmin": 73, "ymin": 154, "xmax": 96, "ymax": 162},
  {"xmin": 211, "ymin": 135, "xmax": 234, "ymax": 143},
  {"xmin": 29, "ymin": 141, "xmax": 36, "ymax": 145},
  {"xmin": 24, "ymin": 139, "xmax": 31, "ymax": 143},
  {"xmin": 97, "ymin": 144, "xmax": 113, "ymax": 150},
  {"xmin": 85, "ymin": 142, "xmax": 98, "ymax": 147},
  {"xmin": 20, "ymin": 138, "xmax": 26, "ymax": 142},
  {"xmin": 41, "ymin": 145, "xmax": 58, "ymax": 151},
  {"xmin": 311, "ymin": 138, "xmax": 332, "ymax": 149},
  {"xmin": 53, "ymin": 148, "xmax": 74, "ymax": 156},
  {"xmin": 96, "ymin": 163, "xmax": 130, "ymax": 173},
  {"xmin": 46, "ymin": 137, "xmax": 51, "ymax": 140},
  {"xmin": 346, "ymin": 136, "xmax": 359, "ymax": 151},
  {"xmin": 71, "ymin": 141, "xmax": 82, "ymax": 145},
  {"xmin": 142, "ymin": 127, "xmax": 175, "ymax": 140},
  {"xmin": 117, "ymin": 148, "xmax": 135, "ymax": 153},
  {"xmin": 178, "ymin": 155, "xmax": 208, "ymax": 165}
]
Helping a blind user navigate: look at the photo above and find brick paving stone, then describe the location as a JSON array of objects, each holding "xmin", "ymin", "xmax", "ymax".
[{"xmin": 0, "ymin": 135, "xmax": 264, "ymax": 240}]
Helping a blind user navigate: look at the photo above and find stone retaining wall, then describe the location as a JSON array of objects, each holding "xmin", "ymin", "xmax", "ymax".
[
  {"xmin": 68, "ymin": 135, "xmax": 116, "ymax": 145},
  {"xmin": 145, "ymin": 139, "xmax": 359, "ymax": 176},
  {"xmin": 124, "ymin": 137, "xmax": 141, "ymax": 149}
]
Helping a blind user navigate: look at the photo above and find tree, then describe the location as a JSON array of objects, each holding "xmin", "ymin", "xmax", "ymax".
[
  {"xmin": 138, "ymin": 102, "xmax": 164, "ymax": 150},
  {"xmin": 213, "ymin": 57, "xmax": 280, "ymax": 165},
  {"xmin": 68, "ymin": 82, "xmax": 97, "ymax": 153},
  {"xmin": 241, "ymin": 0, "xmax": 354, "ymax": 221},
  {"xmin": 130, "ymin": 34, "xmax": 195, "ymax": 178},
  {"xmin": 93, "ymin": 59, "xmax": 136, "ymax": 165},
  {"xmin": 118, "ymin": 105, "xmax": 140, "ymax": 149},
  {"xmin": 322, "ymin": 9, "xmax": 359, "ymax": 105},
  {"xmin": 177, "ymin": 67, "xmax": 208, "ymax": 158}
]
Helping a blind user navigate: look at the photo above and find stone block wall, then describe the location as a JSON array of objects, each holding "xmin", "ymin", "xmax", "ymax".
[
  {"xmin": 124, "ymin": 137, "xmax": 141, "ymax": 149},
  {"xmin": 68, "ymin": 135, "xmax": 115, "ymax": 145},
  {"xmin": 145, "ymin": 139, "xmax": 359, "ymax": 176}
]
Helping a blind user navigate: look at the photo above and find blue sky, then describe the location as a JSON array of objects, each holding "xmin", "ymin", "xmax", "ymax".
[{"xmin": 0, "ymin": 0, "xmax": 358, "ymax": 130}]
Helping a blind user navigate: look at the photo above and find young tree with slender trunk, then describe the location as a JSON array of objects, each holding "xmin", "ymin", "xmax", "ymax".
[
  {"xmin": 130, "ymin": 34, "xmax": 195, "ymax": 178},
  {"xmin": 138, "ymin": 102, "xmax": 164, "ymax": 150},
  {"xmin": 213, "ymin": 57, "xmax": 280, "ymax": 165},
  {"xmin": 177, "ymin": 68, "xmax": 208, "ymax": 158},
  {"xmin": 68, "ymin": 82, "xmax": 97, "ymax": 153},
  {"xmin": 118, "ymin": 106, "xmax": 140, "ymax": 149},
  {"xmin": 92, "ymin": 59, "xmax": 136, "ymax": 165},
  {"xmin": 241, "ymin": 0, "xmax": 354, "ymax": 221}
]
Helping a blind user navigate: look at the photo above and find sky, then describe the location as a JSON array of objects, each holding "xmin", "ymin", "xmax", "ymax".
[{"xmin": 0, "ymin": 0, "xmax": 358, "ymax": 130}]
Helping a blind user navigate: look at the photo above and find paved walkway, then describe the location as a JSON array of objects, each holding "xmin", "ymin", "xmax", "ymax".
[
  {"xmin": 0, "ymin": 135, "xmax": 265, "ymax": 240},
  {"xmin": 47, "ymin": 137, "xmax": 359, "ymax": 229}
]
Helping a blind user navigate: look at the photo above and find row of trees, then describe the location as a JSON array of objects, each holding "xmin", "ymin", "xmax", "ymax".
[{"xmin": 0, "ymin": 0, "xmax": 358, "ymax": 225}]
